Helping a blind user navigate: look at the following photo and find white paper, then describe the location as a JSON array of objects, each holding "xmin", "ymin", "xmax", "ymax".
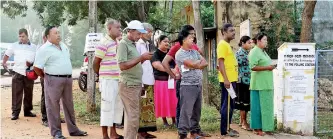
[
  {"xmin": 181, "ymin": 65, "xmax": 189, "ymax": 72},
  {"xmin": 168, "ymin": 76, "xmax": 175, "ymax": 89},
  {"xmin": 226, "ymin": 86, "xmax": 237, "ymax": 99},
  {"xmin": 141, "ymin": 91, "xmax": 147, "ymax": 98},
  {"xmin": 285, "ymin": 99, "xmax": 307, "ymax": 122},
  {"xmin": 84, "ymin": 33, "xmax": 103, "ymax": 53}
]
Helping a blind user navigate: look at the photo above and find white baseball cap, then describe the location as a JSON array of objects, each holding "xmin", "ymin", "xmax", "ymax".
[{"xmin": 126, "ymin": 20, "xmax": 147, "ymax": 33}]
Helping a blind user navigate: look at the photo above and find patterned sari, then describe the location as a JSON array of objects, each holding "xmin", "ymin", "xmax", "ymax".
[{"xmin": 138, "ymin": 85, "xmax": 157, "ymax": 132}]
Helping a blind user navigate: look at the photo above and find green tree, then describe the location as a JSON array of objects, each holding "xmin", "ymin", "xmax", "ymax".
[
  {"xmin": 200, "ymin": 1, "xmax": 214, "ymax": 28},
  {"xmin": 1, "ymin": 1, "xmax": 158, "ymax": 27}
]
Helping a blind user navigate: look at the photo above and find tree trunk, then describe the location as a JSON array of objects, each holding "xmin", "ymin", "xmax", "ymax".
[
  {"xmin": 87, "ymin": 0, "xmax": 97, "ymax": 113},
  {"xmin": 137, "ymin": 1, "xmax": 146, "ymax": 21},
  {"xmin": 168, "ymin": 0, "xmax": 173, "ymax": 31},
  {"xmin": 300, "ymin": 0, "xmax": 317, "ymax": 43},
  {"xmin": 192, "ymin": 0, "xmax": 209, "ymax": 104}
]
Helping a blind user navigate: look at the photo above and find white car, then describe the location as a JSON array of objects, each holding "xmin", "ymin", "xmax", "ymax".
[{"xmin": 1, "ymin": 43, "xmax": 15, "ymax": 75}]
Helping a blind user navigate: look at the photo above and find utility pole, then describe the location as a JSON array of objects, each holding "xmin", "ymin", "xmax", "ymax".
[{"xmin": 87, "ymin": 0, "xmax": 97, "ymax": 112}]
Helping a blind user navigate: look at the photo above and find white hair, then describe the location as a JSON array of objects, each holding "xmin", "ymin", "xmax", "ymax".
[
  {"xmin": 104, "ymin": 18, "xmax": 119, "ymax": 29},
  {"xmin": 142, "ymin": 23, "xmax": 154, "ymax": 31}
]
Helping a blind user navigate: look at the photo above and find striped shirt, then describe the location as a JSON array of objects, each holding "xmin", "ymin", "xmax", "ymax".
[{"xmin": 95, "ymin": 35, "xmax": 120, "ymax": 80}]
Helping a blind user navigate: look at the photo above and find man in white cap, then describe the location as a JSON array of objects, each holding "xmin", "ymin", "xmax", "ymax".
[{"xmin": 117, "ymin": 20, "xmax": 153, "ymax": 139}]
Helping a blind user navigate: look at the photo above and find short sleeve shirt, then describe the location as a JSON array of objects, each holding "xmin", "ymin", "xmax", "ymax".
[
  {"xmin": 175, "ymin": 48, "xmax": 202, "ymax": 85},
  {"xmin": 5, "ymin": 42, "xmax": 37, "ymax": 76},
  {"xmin": 236, "ymin": 47, "xmax": 251, "ymax": 85},
  {"xmin": 248, "ymin": 46, "xmax": 273, "ymax": 90},
  {"xmin": 116, "ymin": 36, "xmax": 143, "ymax": 86},
  {"xmin": 151, "ymin": 49, "xmax": 175, "ymax": 79},
  {"xmin": 167, "ymin": 42, "xmax": 199, "ymax": 59},
  {"xmin": 34, "ymin": 41, "xmax": 72, "ymax": 75},
  {"xmin": 216, "ymin": 40, "xmax": 238, "ymax": 82},
  {"xmin": 94, "ymin": 35, "xmax": 120, "ymax": 80}
]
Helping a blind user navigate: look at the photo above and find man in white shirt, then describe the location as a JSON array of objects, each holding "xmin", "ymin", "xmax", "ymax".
[
  {"xmin": 2, "ymin": 28, "xmax": 37, "ymax": 120},
  {"xmin": 135, "ymin": 23, "xmax": 157, "ymax": 138}
]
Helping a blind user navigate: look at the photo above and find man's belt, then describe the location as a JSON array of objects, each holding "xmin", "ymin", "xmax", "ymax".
[{"xmin": 45, "ymin": 73, "xmax": 72, "ymax": 78}]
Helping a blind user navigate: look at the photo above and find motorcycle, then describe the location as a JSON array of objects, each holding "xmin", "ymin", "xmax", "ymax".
[{"xmin": 78, "ymin": 57, "xmax": 88, "ymax": 92}]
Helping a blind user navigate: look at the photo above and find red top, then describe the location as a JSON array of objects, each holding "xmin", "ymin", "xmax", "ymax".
[{"xmin": 167, "ymin": 42, "xmax": 199, "ymax": 59}]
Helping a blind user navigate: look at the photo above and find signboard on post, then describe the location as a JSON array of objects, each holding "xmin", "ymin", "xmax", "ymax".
[
  {"xmin": 240, "ymin": 19, "xmax": 251, "ymax": 38},
  {"xmin": 84, "ymin": 33, "xmax": 103, "ymax": 53},
  {"xmin": 274, "ymin": 43, "xmax": 316, "ymax": 135}
]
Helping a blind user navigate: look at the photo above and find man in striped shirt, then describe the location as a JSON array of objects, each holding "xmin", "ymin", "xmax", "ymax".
[{"xmin": 93, "ymin": 18, "xmax": 124, "ymax": 139}]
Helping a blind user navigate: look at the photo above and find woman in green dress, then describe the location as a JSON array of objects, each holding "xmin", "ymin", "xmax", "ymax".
[{"xmin": 248, "ymin": 33, "xmax": 276, "ymax": 136}]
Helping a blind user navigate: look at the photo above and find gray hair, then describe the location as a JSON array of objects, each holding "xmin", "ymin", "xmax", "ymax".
[
  {"xmin": 104, "ymin": 18, "xmax": 119, "ymax": 29},
  {"xmin": 142, "ymin": 23, "xmax": 154, "ymax": 31}
]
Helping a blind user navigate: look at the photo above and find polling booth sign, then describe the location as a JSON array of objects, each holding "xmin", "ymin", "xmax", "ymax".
[{"xmin": 274, "ymin": 43, "xmax": 316, "ymax": 135}]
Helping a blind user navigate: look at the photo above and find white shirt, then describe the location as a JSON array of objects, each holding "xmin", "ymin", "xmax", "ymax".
[
  {"xmin": 136, "ymin": 39, "xmax": 155, "ymax": 85},
  {"xmin": 5, "ymin": 42, "xmax": 37, "ymax": 76}
]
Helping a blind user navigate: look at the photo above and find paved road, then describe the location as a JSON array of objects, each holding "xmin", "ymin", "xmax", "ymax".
[{"xmin": 0, "ymin": 68, "xmax": 81, "ymax": 87}]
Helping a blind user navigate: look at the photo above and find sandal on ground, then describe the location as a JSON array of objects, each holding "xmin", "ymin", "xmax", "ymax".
[
  {"xmin": 228, "ymin": 129, "xmax": 239, "ymax": 137},
  {"xmin": 69, "ymin": 130, "xmax": 88, "ymax": 136},
  {"xmin": 254, "ymin": 131, "xmax": 265, "ymax": 136},
  {"xmin": 193, "ymin": 136, "xmax": 204, "ymax": 139},
  {"xmin": 199, "ymin": 131, "xmax": 211, "ymax": 137},
  {"xmin": 145, "ymin": 133, "xmax": 156, "ymax": 138},
  {"xmin": 241, "ymin": 125, "xmax": 252, "ymax": 131}
]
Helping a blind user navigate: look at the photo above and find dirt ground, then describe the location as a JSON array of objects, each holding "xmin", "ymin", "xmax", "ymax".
[
  {"xmin": 1, "ymin": 81, "xmax": 319, "ymax": 139},
  {"xmin": 0, "ymin": 81, "xmax": 222, "ymax": 139}
]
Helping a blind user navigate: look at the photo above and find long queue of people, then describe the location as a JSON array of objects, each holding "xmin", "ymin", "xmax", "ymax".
[{"xmin": 2, "ymin": 18, "xmax": 275, "ymax": 139}]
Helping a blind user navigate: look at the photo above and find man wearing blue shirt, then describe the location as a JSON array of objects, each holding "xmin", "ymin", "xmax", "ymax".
[{"xmin": 34, "ymin": 26, "xmax": 87, "ymax": 139}]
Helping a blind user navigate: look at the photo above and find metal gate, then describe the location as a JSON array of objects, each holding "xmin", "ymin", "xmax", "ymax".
[{"xmin": 314, "ymin": 50, "xmax": 333, "ymax": 135}]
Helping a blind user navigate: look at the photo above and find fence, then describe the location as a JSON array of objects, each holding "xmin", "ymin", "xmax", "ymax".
[{"xmin": 314, "ymin": 50, "xmax": 333, "ymax": 135}]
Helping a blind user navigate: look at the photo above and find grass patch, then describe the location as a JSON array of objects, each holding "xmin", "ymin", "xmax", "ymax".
[
  {"xmin": 73, "ymin": 88, "xmax": 101, "ymax": 125},
  {"xmin": 199, "ymin": 104, "xmax": 220, "ymax": 133},
  {"xmin": 316, "ymin": 111, "xmax": 333, "ymax": 137}
]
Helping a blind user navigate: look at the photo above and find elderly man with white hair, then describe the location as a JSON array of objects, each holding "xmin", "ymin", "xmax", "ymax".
[
  {"xmin": 135, "ymin": 23, "xmax": 158, "ymax": 139},
  {"xmin": 93, "ymin": 18, "xmax": 124, "ymax": 139}
]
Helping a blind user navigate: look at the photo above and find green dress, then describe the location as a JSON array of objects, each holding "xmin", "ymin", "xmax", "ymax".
[{"xmin": 248, "ymin": 46, "xmax": 274, "ymax": 131}]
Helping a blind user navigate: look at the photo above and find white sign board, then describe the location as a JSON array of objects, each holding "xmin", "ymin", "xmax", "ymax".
[
  {"xmin": 84, "ymin": 33, "xmax": 103, "ymax": 53},
  {"xmin": 240, "ymin": 19, "xmax": 251, "ymax": 38},
  {"xmin": 274, "ymin": 43, "xmax": 315, "ymax": 135},
  {"xmin": 282, "ymin": 45, "xmax": 315, "ymax": 70}
]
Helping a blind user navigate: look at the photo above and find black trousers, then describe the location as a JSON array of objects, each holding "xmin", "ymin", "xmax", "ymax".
[
  {"xmin": 41, "ymin": 78, "xmax": 47, "ymax": 122},
  {"xmin": 11, "ymin": 72, "xmax": 34, "ymax": 115}
]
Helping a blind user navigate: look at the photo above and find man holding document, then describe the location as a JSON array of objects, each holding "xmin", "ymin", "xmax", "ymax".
[{"xmin": 217, "ymin": 23, "xmax": 239, "ymax": 137}]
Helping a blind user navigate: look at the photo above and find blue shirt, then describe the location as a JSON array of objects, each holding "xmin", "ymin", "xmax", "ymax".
[
  {"xmin": 34, "ymin": 41, "xmax": 72, "ymax": 75},
  {"xmin": 236, "ymin": 47, "xmax": 251, "ymax": 85}
]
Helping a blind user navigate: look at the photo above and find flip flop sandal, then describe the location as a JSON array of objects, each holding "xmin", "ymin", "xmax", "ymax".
[
  {"xmin": 199, "ymin": 132, "xmax": 211, "ymax": 137},
  {"xmin": 228, "ymin": 130, "xmax": 239, "ymax": 137},
  {"xmin": 241, "ymin": 125, "xmax": 252, "ymax": 131},
  {"xmin": 70, "ymin": 130, "xmax": 88, "ymax": 136},
  {"xmin": 145, "ymin": 133, "xmax": 157, "ymax": 138},
  {"xmin": 194, "ymin": 136, "xmax": 204, "ymax": 139}
]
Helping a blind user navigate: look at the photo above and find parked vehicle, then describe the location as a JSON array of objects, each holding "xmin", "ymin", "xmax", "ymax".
[{"xmin": 78, "ymin": 56, "xmax": 88, "ymax": 92}]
